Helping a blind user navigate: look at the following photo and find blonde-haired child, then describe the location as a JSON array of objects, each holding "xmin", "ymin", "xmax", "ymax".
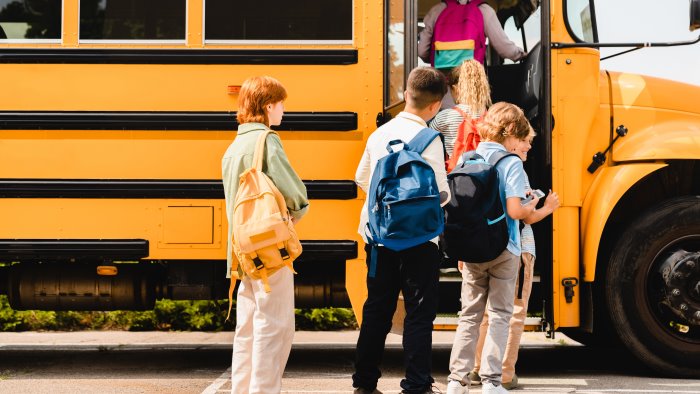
[
  {"xmin": 469, "ymin": 121, "xmax": 560, "ymax": 390},
  {"xmin": 447, "ymin": 102, "xmax": 539, "ymax": 394},
  {"xmin": 430, "ymin": 59, "xmax": 491, "ymax": 161}
]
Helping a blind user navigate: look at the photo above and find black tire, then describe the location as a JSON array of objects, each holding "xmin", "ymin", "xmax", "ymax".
[{"xmin": 606, "ymin": 196, "xmax": 700, "ymax": 378}]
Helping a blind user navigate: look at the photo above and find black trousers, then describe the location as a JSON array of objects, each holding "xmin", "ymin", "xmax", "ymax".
[{"xmin": 352, "ymin": 242, "xmax": 440, "ymax": 393}]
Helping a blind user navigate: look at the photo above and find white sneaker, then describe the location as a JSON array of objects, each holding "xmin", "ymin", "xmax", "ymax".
[
  {"xmin": 482, "ymin": 382, "xmax": 509, "ymax": 393},
  {"xmin": 446, "ymin": 379, "xmax": 468, "ymax": 394}
]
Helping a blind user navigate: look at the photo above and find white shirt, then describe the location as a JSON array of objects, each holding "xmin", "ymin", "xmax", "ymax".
[
  {"xmin": 355, "ymin": 112, "xmax": 451, "ymax": 245},
  {"xmin": 521, "ymin": 176, "xmax": 536, "ymax": 256}
]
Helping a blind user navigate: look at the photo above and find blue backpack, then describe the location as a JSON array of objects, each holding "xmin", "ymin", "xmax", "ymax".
[{"xmin": 366, "ymin": 128, "xmax": 445, "ymax": 255}]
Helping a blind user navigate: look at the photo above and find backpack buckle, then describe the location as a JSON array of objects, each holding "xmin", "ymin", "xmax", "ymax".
[
  {"xmin": 280, "ymin": 247, "xmax": 290, "ymax": 260},
  {"xmin": 253, "ymin": 256, "xmax": 265, "ymax": 270}
]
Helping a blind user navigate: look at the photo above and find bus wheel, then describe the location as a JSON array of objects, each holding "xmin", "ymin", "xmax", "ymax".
[{"xmin": 607, "ymin": 196, "xmax": 700, "ymax": 377}]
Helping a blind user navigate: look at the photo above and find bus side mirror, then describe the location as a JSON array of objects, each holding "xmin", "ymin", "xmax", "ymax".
[{"xmin": 691, "ymin": 0, "xmax": 700, "ymax": 31}]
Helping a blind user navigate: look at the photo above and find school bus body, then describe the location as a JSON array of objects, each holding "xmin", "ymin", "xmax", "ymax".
[
  {"xmin": 1, "ymin": 0, "xmax": 699, "ymax": 378},
  {"xmin": 0, "ymin": 0, "xmax": 381, "ymax": 309},
  {"xmin": 581, "ymin": 72, "xmax": 700, "ymax": 281}
]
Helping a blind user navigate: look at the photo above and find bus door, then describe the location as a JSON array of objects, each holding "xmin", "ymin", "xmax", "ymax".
[
  {"xmin": 412, "ymin": 0, "xmax": 552, "ymax": 329},
  {"xmin": 486, "ymin": 2, "xmax": 555, "ymax": 333}
]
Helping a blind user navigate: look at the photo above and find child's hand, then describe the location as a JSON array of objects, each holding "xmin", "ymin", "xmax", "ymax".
[
  {"xmin": 524, "ymin": 190, "xmax": 541, "ymax": 209},
  {"xmin": 544, "ymin": 190, "xmax": 560, "ymax": 211}
]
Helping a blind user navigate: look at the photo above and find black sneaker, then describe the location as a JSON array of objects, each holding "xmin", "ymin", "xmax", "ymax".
[
  {"xmin": 354, "ymin": 388, "xmax": 383, "ymax": 394},
  {"xmin": 401, "ymin": 385, "xmax": 443, "ymax": 394}
]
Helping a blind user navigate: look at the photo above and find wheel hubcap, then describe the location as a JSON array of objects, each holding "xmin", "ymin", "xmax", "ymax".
[
  {"xmin": 692, "ymin": 279, "xmax": 700, "ymax": 300},
  {"xmin": 656, "ymin": 248, "xmax": 700, "ymax": 332}
]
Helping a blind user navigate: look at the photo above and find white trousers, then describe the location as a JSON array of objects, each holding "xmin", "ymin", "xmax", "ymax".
[{"xmin": 231, "ymin": 267, "xmax": 295, "ymax": 394}]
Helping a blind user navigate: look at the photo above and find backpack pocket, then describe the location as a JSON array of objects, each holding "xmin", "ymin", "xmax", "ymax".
[
  {"xmin": 443, "ymin": 218, "xmax": 507, "ymax": 263},
  {"xmin": 234, "ymin": 212, "xmax": 292, "ymax": 254},
  {"xmin": 434, "ymin": 40, "xmax": 475, "ymax": 69},
  {"xmin": 383, "ymin": 194, "xmax": 442, "ymax": 239}
]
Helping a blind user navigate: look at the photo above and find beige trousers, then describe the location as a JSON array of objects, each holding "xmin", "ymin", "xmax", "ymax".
[
  {"xmin": 474, "ymin": 252, "xmax": 535, "ymax": 383},
  {"xmin": 448, "ymin": 249, "xmax": 519, "ymax": 386},
  {"xmin": 231, "ymin": 267, "xmax": 295, "ymax": 394}
]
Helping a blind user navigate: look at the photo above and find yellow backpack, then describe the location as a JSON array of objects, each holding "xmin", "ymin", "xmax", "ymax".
[{"xmin": 227, "ymin": 130, "xmax": 302, "ymax": 319}]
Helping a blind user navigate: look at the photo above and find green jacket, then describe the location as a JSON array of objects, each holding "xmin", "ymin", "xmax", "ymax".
[{"xmin": 222, "ymin": 123, "xmax": 309, "ymax": 278}]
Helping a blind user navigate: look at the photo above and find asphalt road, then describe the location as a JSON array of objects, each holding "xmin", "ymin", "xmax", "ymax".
[{"xmin": 0, "ymin": 331, "xmax": 698, "ymax": 393}]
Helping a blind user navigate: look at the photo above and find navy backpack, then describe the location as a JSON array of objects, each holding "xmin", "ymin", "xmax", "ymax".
[
  {"xmin": 366, "ymin": 128, "xmax": 445, "ymax": 258},
  {"xmin": 442, "ymin": 150, "xmax": 517, "ymax": 263}
]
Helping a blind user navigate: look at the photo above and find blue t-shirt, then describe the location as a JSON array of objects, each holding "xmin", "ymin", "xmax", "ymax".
[{"xmin": 475, "ymin": 142, "xmax": 527, "ymax": 256}]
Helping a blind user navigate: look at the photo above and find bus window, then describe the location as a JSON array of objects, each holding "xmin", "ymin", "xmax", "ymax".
[
  {"xmin": 501, "ymin": 7, "xmax": 541, "ymax": 64},
  {"xmin": 79, "ymin": 0, "xmax": 186, "ymax": 42},
  {"xmin": 204, "ymin": 0, "xmax": 352, "ymax": 43},
  {"xmin": 565, "ymin": 0, "xmax": 595, "ymax": 42},
  {"xmin": 522, "ymin": 7, "xmax": 542, "ymax": 51},
  {"xmin": 502, "ymin": 17, "xmax": 524, "ymax": 65},
  {"xmin": 0, "ymin": 0, "xmax": 61, "ymax": 41},
  {"xmin": 385, "ymin": 0, "xmax": 406, "ymax": 107}
]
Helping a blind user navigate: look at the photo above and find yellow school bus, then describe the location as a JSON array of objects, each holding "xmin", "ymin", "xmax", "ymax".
[{"xmin": 1, "ymin": 0, "xmax": 699, "ymax": 377}]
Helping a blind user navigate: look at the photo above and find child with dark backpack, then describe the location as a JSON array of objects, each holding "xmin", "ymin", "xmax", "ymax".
[
  {"xmin": 353, "ymin": 67, "xmax": 450, "ymax": 394},
  {"xmin": 445, "ymin": 102, "xmax": 539, "ymax": 394},
  {"xmin": 429, "ymin": 59, "xmax": 491, "ymax": 172},
  {"xmin": 468, "ymin": 132, "xmax": 560, "ymax": 390}
]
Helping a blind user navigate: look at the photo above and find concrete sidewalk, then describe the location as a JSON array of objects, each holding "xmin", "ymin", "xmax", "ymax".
[{"xmin": 0, "ymin": 330, "xmax": 580, "ymax": 351}]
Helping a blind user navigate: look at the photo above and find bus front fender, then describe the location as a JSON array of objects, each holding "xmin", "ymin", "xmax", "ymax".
[
  {"xmin": 581, "ymin": 163, "xmax": 667, "ymax": 282},
  {"xmin": 614, "ymin": 125, "xmax": 700, "ymax": 162}
]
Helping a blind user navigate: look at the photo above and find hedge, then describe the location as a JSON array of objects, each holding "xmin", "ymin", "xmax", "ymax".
[{"xmin": 0, "ymin": 295, "xmax": 357, "ymax": 332}]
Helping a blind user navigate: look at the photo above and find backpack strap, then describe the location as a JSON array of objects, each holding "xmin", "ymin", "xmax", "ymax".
[
  {"xmin": 453, "ymin": 106, "xmax": 486, "ymax": 122},
  {"xmin": 488, "ymin": 150, "xmax": 519, "ymax": 167},
  {"xmin": 252, "ymin": 129, "xmax": 277, "ymax": 171},
  {"xmin": 461, "ymin": 151, "xmax": 484, "ymax": 162},
  {"xmin": 452, "ymin": 106, "xmax": 468, "ymax": 119},
  {"xmin": 226, "ymin": 276, "xmax": 239, "ymax": 321},
  {"xmin": 407, "ymin": 128, "xmax": 441, "ymax": 154},
  {"xmin": 386, "ymin": 139, "xmax": 407, "ymax": 153},
  {"xmin": 226, "ymin": 253, "xmax": 242, "ymax": 321}
]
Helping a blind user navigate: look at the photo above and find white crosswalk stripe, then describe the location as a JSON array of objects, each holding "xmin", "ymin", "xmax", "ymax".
[{"xmin": 201, "ymin": 367, "xmax": 231, "ymax": 394}]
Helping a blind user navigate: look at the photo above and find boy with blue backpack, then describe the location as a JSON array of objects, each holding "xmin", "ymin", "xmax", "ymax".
[
  {"xmin": 445, "ymin": 102, "xmax": 539, "ymax": 394},
  {"xmin": 352, "ymin": 67, "xmax": 450, "ymax": 394}
]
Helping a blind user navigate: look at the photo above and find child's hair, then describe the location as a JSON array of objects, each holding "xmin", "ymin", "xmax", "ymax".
[
  {"xmin": 476, "ymin": 102, "xmax": 534, "ymax": 143},
  {"xmin": 236, "ymin": 76, "xmax": 288, "ymax": 125},
  {"xmin": 405, "ymin": 67, "xmax": 448, "ymax": 110},
  {"xmin": 449, "ymin": 59, "xmax": 492, "ymax": 115}
]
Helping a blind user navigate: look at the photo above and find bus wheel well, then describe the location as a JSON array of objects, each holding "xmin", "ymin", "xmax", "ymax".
[
  {"xmin": 590, "ymin": 160, "xmax": 700, "ymax": 338},
  {"xmin": 605, "ymin": 196, "xmax": 700, "ymax": 376}
]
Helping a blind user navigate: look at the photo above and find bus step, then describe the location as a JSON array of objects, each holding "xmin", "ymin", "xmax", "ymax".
[{"xmin": 432, "ymin": 316, "xmax": 544, "ymax": 331}]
